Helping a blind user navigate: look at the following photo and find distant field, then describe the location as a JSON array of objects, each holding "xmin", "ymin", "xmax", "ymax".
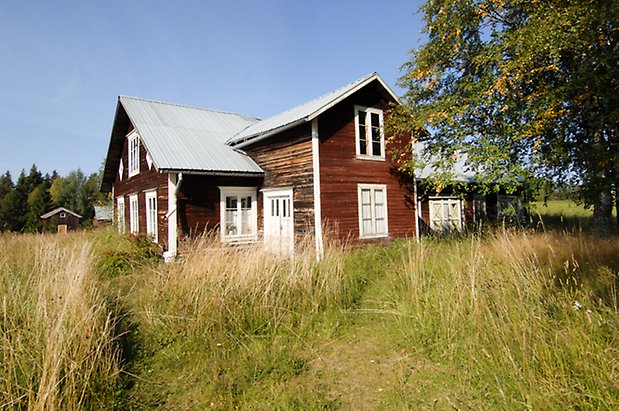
[
  {"xmin": 1, "ymin": 228, "xmax": 618, "ymax": 409},
  {"xmin": 531, "ymin": 199, "xmax": 593, "ymax": 218}
]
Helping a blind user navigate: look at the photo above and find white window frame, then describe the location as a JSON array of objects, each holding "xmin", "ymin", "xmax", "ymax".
[
  {"xmin": 472, "ymin": 195, "xmax": 487, "ymax": 223},
  {"xmin": 357, "ymin": 184, "xmax": 389, "ymax": 239},
  {"xmin": 354, "ymin": 105, "xmax": 385, "ymax": 160},
  {"xmin": 129, "ymin": 194, "xmax": 139, "ymax": 234},
  {"xmin": 117, "ymin": 196, "xmax": 125, "ymax": 234},
  {"xmin": 219, "ymin": 187, "xmax": 258, "ymax": 243},
  {"xmin": 498, "ymin": 195, "xmax": 522, "ymax": 220},
  {"xmin": 127, "ymin": 130, "xmax": 140, "ymax": 177},
  {"xmin": 145, "ymin": 190, "xmax": 158, "ymax": 242},
  {"xmin": 429, "ymin": 197, "xmax": 463, "ymax": 233}
]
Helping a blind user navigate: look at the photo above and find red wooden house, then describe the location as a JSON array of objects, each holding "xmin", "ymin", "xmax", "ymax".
[
  {"xmin": 41, "ymin": 207, "xmax": 82, "ymax": 233},
  {"xmin": 101, "ymin": 73, "xmax": 512, "ymax": 259}
]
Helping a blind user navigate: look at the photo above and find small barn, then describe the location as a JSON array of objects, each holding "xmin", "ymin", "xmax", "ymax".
[
  {"xmin": 93, "ymin": 205, "xmax": 114, "ymax": 226},
  {"xmin": 41, "ymin": 207, "xmax": 82, "ymax": 233}
]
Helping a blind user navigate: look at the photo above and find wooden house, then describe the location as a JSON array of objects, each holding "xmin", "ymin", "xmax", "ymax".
[
  {"xmin": 100, "ymin": 73, "xmax": 509, "ymax": 259},
  {"xmin": 93, "ymin": 205, "xmax": 113, "ymax": 226},
  {"xmin": 41, "ymin": 207, "xmax": 82, "ymax": 233}
]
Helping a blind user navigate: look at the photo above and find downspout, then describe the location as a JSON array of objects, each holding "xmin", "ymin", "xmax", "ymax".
[
  {"xmin": 163, "ymin": 172, "xmax": 183, "ymax": 262},
  {"xmin": 414, "ymin": 174, "xmax": 420, "ymax": 242},
  {"xmin": 412, "ymin": 137, "xmax": 420, "ymax": 242}
]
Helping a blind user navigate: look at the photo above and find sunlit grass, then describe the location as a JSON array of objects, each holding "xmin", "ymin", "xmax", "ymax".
[
  {"xmin": 1, "ymin": 227, "xmax": 617, "ymax": 409},
  {"xmin": 0, "ymin": 231, "xmax": 120, "ymax": 410}
]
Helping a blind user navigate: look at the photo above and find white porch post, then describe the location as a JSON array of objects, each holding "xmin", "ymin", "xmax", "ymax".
[
  {"xmin": 312, "ymin": 118, "xmax": 324, "ymax": 259},
  {"xmin": 164, "ymin": 173, "xmax": 178, "ymax": 261}
]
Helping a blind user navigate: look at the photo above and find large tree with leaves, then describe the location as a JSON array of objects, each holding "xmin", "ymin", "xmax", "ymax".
[{"xmin": 392, "ymin": 0, "xmax": 618, "ymax": 233}]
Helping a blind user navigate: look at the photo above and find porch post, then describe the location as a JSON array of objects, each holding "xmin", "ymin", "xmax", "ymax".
[
  {"xmin": 164, "ymin": 173, "xmax": 178, "ymax": 262},
  {"xmin": 311, "ymin": 118, "xmax": 324, "ymax": 259}
]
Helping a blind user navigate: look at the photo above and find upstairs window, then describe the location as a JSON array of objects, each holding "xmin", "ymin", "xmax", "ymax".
[
  {"xmin": 128, "ymin": 131, "xmax": 140, "ymax": 177},
  {"xmin": 219, "ymin": 187, "xmax": 257, "ymax": 243},
  {"xmin": 355, "ymin": 106, "xmax": 384, "ymax": 160}
]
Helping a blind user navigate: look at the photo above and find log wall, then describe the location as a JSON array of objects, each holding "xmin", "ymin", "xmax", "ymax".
[{"xmin": 244, "ymin": 123, "xmax": 315, "ymax": 235}]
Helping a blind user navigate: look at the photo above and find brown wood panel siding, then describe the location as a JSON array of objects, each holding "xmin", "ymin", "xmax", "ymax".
[
  {"xmin": 244, "ymin": 123, "xmax": 315, "ymax": 235},
  {"xmin": 177, "ymin": 174, "xmax": 262, "ymax": 238},
  {"xmin": 318, "ymin": 93, "xmax": 416, "ymax": 243},
  {"xmin": 112, "ymin": 125, "xmax": 169, "ymax": 248}
]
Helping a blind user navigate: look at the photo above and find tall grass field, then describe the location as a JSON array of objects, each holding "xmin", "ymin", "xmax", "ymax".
[{"xmin": 1, "ymin": 222, "xmax": 617, "ymax": 409}]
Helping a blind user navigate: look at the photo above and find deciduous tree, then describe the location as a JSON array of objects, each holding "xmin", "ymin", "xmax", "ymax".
[{"xmin": 392, "ymin": 0, "xmax": 618, "ymax": 233}]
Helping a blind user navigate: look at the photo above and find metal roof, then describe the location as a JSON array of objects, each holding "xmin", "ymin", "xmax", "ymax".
[
  {"xmin": 94, "ymin": 205, "xmax": 113, "ymax": 221},
  {"xmin": 120, "ymin": 96, "xmax": 264, "ymax": 174},
  {"xmin": 41, "ymin": 207, "xmax": 83, "ymax": 219},
  {"xmin": 414, "ymin": 142, "xmax": 476, "ymax": 182},
  {"xmin": 228, "ymin": 72, "xmax": 400, "ymax": 147}
]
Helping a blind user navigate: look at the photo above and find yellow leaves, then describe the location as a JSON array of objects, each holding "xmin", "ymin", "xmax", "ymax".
[
  {"xmin": 532, "ymin": 138, "xmax": 542, "ymax": 154},
  {"xmin": 427, "ymin": 110, "xmax": 448, "ymax": 125},
  {"xmin": 410, "ymin": 68, "xmax": 430, "ymax": 81},
  {"xmin": 573, "ymin": 93, "xmax": 591, "ymax": 107}
]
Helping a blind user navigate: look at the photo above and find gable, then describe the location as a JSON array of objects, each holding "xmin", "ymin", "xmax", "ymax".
[{"xmin": 228, "ymin": 72, "xmax": 400, "ymax": 149}]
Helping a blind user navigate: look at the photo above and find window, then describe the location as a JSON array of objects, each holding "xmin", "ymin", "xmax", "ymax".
[
  {"xmin": 128, "ymin": 131, "xmax": 140, "ymax": 177},
  {"xmin": 129, "ymin": 194, "xmax": 139, "ymax": 234},
  {"xmin": 358, "ymin": 184, "xmax": 388, "ymax": 238},
  {"xmin": 219, "ymin": 187, "xmax": 257, "ymax": 243},
  {"xmin": 472, "ymin": 195, "xmax": 487, "ymax": 223},
  {"xmin": 59, "ymin": 212, "xmax": 66, "ymax": 218},
  {"xmin": 498, "ymin": 195, "xmax": 522, "ymax": 221},
  {"xmin": 117, "ymin": 197, "xmax": 125, "ymax": 234},
  {"xmin": 355, "ymin": 106, "xmax": 384, "ymax": 160},
  {"xmin": 429, "ymin": 198, "xmax": 462, "ymax": 233},
  {"xmin": 145, "ymin": 191, "xmax": 158, "ymax": 242}
]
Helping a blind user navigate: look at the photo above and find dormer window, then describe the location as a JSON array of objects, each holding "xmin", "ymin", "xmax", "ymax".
[
  {"xmin": 128, "ymin": 131, "xmax": 140, "ymax": 177},
  {"xmin": 355, "ymin": 106, "xmax": 384, "ymax": 160}
]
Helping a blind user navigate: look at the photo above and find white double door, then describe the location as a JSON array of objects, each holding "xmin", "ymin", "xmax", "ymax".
[{"xmin": 263, "ymin": 189, "xmax": 294, "ymax": 255}]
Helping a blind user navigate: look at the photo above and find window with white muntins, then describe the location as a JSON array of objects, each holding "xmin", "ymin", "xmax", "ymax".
[
  {"xmin": 355, "ymin": 106, "xmax": 384, "ymax": 160},
  {"xmin": 429, "ymin": 197, "xmax": 462, "ymax": 233},
  {"xmin": 129, "ymin": 194, "xmax": 139, "ymax": 234},
  {"xmin": 127, "ymin": 131, "xmax": 140, "ymax": 177},
  {"xmin": 219, "ymin": 187, "xmax": 257, "ymax": 243},
  {"xmin": 145, "ymin": 191, "xmax": 158, "ymax": 242},
  {"xmin": 358, "ymin": 184, "xmax": 388, "ymax": 238},
  {"xmin": 117, "ymin": 196, "xmax": 125, "ymax": 234}
]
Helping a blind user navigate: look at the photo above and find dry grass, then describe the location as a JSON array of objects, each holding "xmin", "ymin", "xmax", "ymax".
[
  {"xmin": 393, "ymin": 230, "xmax": 619, "ymax": 408},
  {"xmin": 0, "ymin": 232, "xmax": 120, "ymax": 410}
]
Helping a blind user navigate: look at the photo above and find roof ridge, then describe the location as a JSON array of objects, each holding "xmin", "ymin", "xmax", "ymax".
[
  {"xmin": 119, "ymin": 95, "xmax": 260, "ymax": 121},
  {"xmin": 228, "ymin": 72, "xmax": 380, "ymax": 145},
  {"xmin": 255, "ymin": 72, "xmax": 377, "ymax": 121}
]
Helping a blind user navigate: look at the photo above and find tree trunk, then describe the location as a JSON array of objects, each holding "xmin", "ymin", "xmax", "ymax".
[
  {"xmin": 616, "ymin": 189, "xmax": 619, "ymax": 230},
  {"xmin": 592, "ymin": 189, "xmax": 613, "ymax": 236}
]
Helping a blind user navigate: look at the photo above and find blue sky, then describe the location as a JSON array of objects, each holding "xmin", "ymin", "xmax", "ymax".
[{"xmin": 0, "ymin": 0, "xmax": 425, "ymax": 178}]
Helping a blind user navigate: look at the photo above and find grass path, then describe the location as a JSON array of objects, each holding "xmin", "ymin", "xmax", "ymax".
[{"xmin": 305, "ymin": 255, "xmax": 428, "ymax": 409}]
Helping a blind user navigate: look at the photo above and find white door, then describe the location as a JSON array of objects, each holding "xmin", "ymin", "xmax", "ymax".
[
  {"xmin": 429, "ymin": 198, "xmax": 462, "ymax": 233},
  {"xmin": 263, "ymin": 189, "xmax": 294, "ymax": 255}
]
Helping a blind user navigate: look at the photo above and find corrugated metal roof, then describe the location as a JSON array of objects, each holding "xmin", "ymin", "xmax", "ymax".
[
  {"xmin": 228, "ymin": 72, "xmax": 399, "ymax": 147},
  {"xmin": 94, "ymin": 205, "xmax": 113, "ymax": 221},
  {"xmin": 414, "ymin": 142, "xmax": 476, "ymax": 182},
  {"xmin": 41, "ymin": 207, "xmax": 83, "ymax": 219},
  {"xmin": 120, "ymin": 96, "xmax": 264, "ymax": 174}
]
